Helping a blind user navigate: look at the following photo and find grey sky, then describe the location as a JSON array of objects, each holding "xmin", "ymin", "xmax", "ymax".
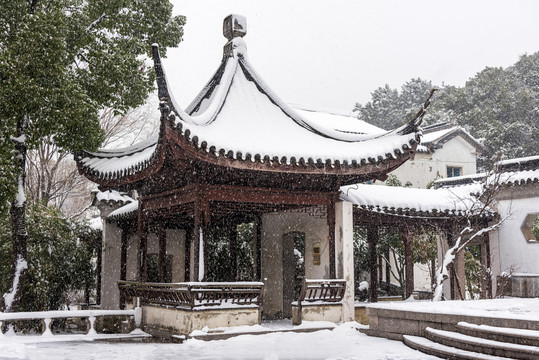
[{"xmin": 164, "ymin": 0, "xmax": 539, "ymax": 112}]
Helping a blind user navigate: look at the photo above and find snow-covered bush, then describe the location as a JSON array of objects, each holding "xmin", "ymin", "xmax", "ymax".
[
  {"xmin": 532, "ymin": 216, "xmax": 539, "ymax": 241},
  {"xmin": 0, "ymin": 202, "xmax": 96, "ymax": 315}
]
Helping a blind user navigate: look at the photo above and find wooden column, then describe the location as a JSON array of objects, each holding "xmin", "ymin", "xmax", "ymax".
[
  {"xmin": 367, "ymin": 226, "xmax": 378, "ymax": 302},
  {"xmin": 229, "ymin": 221, "xmax": 238, "ymax": 281},
  {"xmin": 378, "ymin": 254, "xmax": 383, "ymax": 288},
  {"xmin": 119, "ymin": 225, "xmax": 128, "ymax": 309},
  {"xmin": 184, "ymin": 225, "xmax": 191, "ymax": 281},
  {"xmin": 158, "ymin": 224, "xmax": 167, "ymax": 283},
  {"xmin": 327, "ymin": 198, "xmax": 336, "ymax": 279},
  {"xmin": 384, "ymin": 248, "xmax": 391, "ymax": 293},
  {"xmin": 120, "ymin": 226, "xmax": 128, "ymax": 281},
  {"xmin": 137, "ymin": 202, "xmax": 148, "ymax": 282},
  {"xmin": 255, "ymin": 215, "xmax": 262, "ymax": 281},
  {"xmin": 190, "ymin": 210, "xmax": 200, "ymax": 282},
  {"xmin": 404, "ymin": 227, "xmax": 414, "ymax": 299}
]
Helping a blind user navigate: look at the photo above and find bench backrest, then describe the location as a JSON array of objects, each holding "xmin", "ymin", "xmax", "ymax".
[{"xmin": 298, "ymin": 278, "xmax": 346, "ymax": 303}]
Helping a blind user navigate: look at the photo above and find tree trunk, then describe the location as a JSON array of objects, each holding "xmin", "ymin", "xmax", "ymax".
[{"xmin": 4, "ymin": 117, "xmax": 29, "ymax": 312}]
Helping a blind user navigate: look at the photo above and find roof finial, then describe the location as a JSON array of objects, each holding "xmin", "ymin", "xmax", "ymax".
[{"xmin": 223, "ymin": 14, "xmax": 247, "ymax": 40}]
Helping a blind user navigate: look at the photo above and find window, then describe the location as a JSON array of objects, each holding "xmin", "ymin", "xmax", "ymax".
[{"xmin": 447, "ymin": 166, "xmax": 462, "ymax": 178}]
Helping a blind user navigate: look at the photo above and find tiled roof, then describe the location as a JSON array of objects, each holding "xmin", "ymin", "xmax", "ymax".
[
  {"xmin": 77, "ymin": 16, "xmax": 433, "ymax": 184},
  {"xmin": 416, "ymin": 123, "xmax": 484, "ymax": 154},
  {"xmin": 340, "ymin": 183, "xmax": 493, "ymax": 219}
]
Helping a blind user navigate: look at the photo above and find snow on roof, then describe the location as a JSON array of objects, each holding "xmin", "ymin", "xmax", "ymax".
[
  {"xmin": 80, "ymin": 136, "xmax": 158, "ymax": 179},
  {"xmin": 77, "ymin": 16, "xmax": 430, "ymax": 182},
  {"xmin": 417, "ymin": 124, "xmax": 483, "ymax": 154},
  {"xmin": 108, "ymin": 200, "xmax": 139, "ymax": 220},
  {"xmin": 496, "ymin": 154, "xmax": 539, "ymax": 166},
  {"xmin": 433, "ymin": 173, "xmax": 487, "ymax": 189},
  {"xmin": 169, "ymin": 61, "xmax": 419, "ymax": 165},
  {"xmin": 86, "ymin": 135, "xmax": 158, "ymax": 158},
  {"xmin": 496, "ymin": 169, "xmax": 539, "ymax": 186},
  {"xmin": 291, "ymin": 103, "xmax": 386, "ymax": 137},
  {"xmin": 94, "ymin": 190, "xmax": 133, "ymax": 204},
  {"xmin": 420, "ymin": 126, "xmax": 455, "ymax": 144},
  {"xmin": 340, "ymin": 183, "xmax": 486, "ymax": 218}
]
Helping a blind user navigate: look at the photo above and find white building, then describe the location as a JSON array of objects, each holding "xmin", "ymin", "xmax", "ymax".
[
  {"xmin": 435, "ymin": 155, "xmax": 539, "ymax": 298},
  {"xmin": 389, "ymin": 122, "xmax": 485, "ymax": 188}
]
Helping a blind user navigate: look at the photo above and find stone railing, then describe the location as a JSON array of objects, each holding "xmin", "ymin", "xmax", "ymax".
[
  {"xmin": 118, "ymin": 281, "xmax": 264, "ymax": 310},
  {"xmin": 0, "ymin": 308, "xmax": 141, "ymax": 336}
]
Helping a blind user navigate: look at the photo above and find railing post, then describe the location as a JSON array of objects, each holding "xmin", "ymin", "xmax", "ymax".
[
  {"xmin": 134, "ymin": 304, "xmax": 142, "ymax": 329},
  {"xmin": 87, "ymin": 316, "xmax": 97, "ymax": 336},
  {"xmin": 42, "ymin": 318, "xmax": 52, "ymax": 336},
  {"xmin": 189, "ymin": 285, "xmax": 195, "ymax": 309}
]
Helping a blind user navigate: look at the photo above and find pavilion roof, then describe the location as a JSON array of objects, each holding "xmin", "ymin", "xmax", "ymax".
[
  {"xmin": 77, "ymin": 15, "xmax": 434, "ymax": 186},
  {"xmin": 340, "ymin": 183, "xmax": 495, "ymax": 219}
]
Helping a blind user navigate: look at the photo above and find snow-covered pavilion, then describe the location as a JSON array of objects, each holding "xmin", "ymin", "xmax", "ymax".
[
  {"xmin": 341, "ymin": 183, "xmax": 496, "ymax": 301},
  {"xmin": 76, "ymin": 15, "xmax": 434, "ymax": 332}
]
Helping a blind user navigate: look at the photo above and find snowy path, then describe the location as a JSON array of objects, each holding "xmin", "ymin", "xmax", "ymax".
[{"xmin": 0, "ymin": 323, "xmax": 438, "ymax": 360}]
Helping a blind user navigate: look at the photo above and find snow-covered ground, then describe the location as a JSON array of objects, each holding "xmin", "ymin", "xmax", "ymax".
[
  {"xmin": 367, "ymin": 297, "xmax": 539, "ymax": 321},
  {"xmin": 0, "ymin": 322, "xmax": 437, "ymax": 360},
  {"xmin": 5, "ymin": 299, "xmax": 537, "ymax": 359}
]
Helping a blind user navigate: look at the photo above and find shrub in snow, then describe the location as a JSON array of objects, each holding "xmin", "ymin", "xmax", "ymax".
[
  {"xmin": 0, "ymin": 202, "xmax": 97, "ymax": 326},
  {"xmin": 532, "ymin": 216, "xmax": 539, "ymax": 241}
]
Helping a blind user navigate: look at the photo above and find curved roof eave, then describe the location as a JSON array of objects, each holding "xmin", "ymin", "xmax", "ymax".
[{"xmin": 76, "ymin": 22, "xmax": 436, "ymax": 186}]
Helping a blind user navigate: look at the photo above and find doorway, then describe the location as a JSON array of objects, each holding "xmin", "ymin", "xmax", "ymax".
[{"xmin": 282, "ymin": 232, "xmax": 305, "ymax": 318}]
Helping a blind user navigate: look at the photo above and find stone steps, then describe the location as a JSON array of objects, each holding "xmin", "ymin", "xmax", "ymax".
[
  {"xmin": 403, "ymin": 335, "xmax": 512, "ymax": 360},
  {"xmin": 456, "ymin": 322, "xmax": 539, "ymax": 347},
  {"xmin": 403, "ymin": 324, "xmax": 539, "ymax": 360}
]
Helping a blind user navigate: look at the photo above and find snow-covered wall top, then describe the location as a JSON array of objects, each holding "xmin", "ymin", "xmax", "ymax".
[
  {"xmin": 497, "ymin": 169, "xmax": 539, "ymax": 186},
  {"xmin": 434, "ymin": 153, "xmax": 539, "ymax": 189},
  {"xmin": 497, "ymin": 154, "xmax": 539, "ymax": 166}
]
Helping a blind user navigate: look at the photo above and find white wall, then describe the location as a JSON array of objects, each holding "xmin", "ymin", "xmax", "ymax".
[
  {"xmin": 101, "ymin": 220, "xmax": 122, "ymax": 309},
  {"xmin": 495, "ymin": 195, "xmax": 539, "ymax": 276},
  {"xmin": 390, "ymin": 136, "xmax": 478, "ymax": 188},
  {"xmin": 414, "ymin": 263, "xmax": 432, "ymax": 291},
  {"xmin": 335, "ymin": 201, "xmax": 355, "ymax": 322},
  {"xmin": 126, "ymin": 229, "xmax": 186, "ymax": 282},
  {"xmin": 261, "ymin": 208, "xmax": 330, "ymax": 319}
]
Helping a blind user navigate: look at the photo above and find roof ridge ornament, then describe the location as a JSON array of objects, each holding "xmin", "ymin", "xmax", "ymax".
[
  {"xmin": 223, "ymin": 14, "xmax": 246, "ymax": 40},
  {"xmin": 223, "ymin": 14, "xmax": 247, "ymax": 59}
]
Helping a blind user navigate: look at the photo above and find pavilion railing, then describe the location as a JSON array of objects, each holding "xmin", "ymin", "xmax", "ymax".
[
  {"xmin": 118, "ymin": 281, "xmax": 265, "ymax": 310},
  {"xmin": 295, "ymin": 278, "xmax": 346, "ymax": 324},
  {"xmin": 298, "ymin": 278, "xmax": 346, "ymax": 303}
]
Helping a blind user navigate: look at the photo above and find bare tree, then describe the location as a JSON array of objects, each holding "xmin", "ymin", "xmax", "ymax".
[
  {"xmin": 433, "ymin": 171, "xmax": 510, "ymax": 301},
  {"xmin": 99, "ymin": 101, "xmax": 159, "ymax": 149},
  {"xmin": 25, "ymin": 102, "xmax": 159, "ymax": 216}
]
